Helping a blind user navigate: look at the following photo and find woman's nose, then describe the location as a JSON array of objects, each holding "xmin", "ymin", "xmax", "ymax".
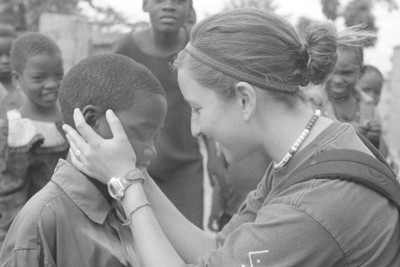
[{"xmin": 191, "ymin": 116, "xmax": 201, "ymax": 138}]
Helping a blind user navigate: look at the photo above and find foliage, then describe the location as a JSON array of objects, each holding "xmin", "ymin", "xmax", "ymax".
[
  {"xmin": 321, "ymin": 0, "xmax": 340, "ymax": 20},
  {"xmin": 342, "ymin": 0, "xmax": 376, "ymax": 32},
  {"xmin": 0, "ymin": 0, "xmax": 130, "ymax": 32},
  {"xmin": 319, "ymin": 0, "xmax": 398, "ymax": 47},
  {"xmin": 224, "ymin": 0, "xmax": 277, "ymax": 11},
  {"xmin": 296, "ymin": 16, "xmax": 316, "ymax": 39}
]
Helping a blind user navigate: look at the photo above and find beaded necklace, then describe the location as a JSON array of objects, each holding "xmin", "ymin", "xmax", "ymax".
[{"xmin": 274, "ymin": 110, "xmax": 321, "ymax": 169}]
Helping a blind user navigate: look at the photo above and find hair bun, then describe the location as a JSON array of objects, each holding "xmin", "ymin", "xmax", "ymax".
[{"xmin": 303, "ymin": 22, "xmax": 338, "ymax": 85}]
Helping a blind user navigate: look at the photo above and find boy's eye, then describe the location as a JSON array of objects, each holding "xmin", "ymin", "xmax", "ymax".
[{"xmin": 132, "ymin": 128, "xmax": 145, "ymax": 139}]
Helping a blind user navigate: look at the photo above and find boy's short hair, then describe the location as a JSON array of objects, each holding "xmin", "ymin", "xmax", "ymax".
[
  {"xmin": 0, "ymin": 23, "xmax": 17, "ymax": 38},
  {"xmin": 59, "ymin": 54, "xmax": 165, "ymax": 128},
  {"xmin": 10, "ymin": 32, "xmax": 61, "ymax": 74}
]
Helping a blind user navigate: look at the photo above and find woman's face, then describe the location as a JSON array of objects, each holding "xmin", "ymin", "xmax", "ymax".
[
  {"xmin": 178, "ymin": 67, "xmax": 251, "ymax": 162},
  {"xmin": 325, "ymin": 49, "xmax": 363, "ymax": 100}
]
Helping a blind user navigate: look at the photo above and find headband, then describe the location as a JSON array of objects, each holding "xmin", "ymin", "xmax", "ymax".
[{"xmin": 185, "ymin": 42, "xmax": 299, "ymax": 94}]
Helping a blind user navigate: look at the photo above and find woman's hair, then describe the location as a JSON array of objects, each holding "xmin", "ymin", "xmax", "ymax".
[{"xmin": 174, "ymin": 9, "xmax": 374, "ymax": 106}]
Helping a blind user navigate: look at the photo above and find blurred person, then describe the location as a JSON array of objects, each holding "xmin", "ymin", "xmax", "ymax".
[
  {"xmin": 356, "ymin": 64, "xmax": 384, "ymax": 106},
  {"xmin": 113, "ymin": 0, "xmax": 204, "ymax": 228},
  {"xmin": 356, "ymin": 64, "xmax": 399, "ymax": 173},
  {"xmin": 204, "ymin": 137, "xmax": 272, "ymax": 231},
  {"xmin": 0, "ymin": 32, "xmax": 68, "ymax": 248},
  {"xmin": 0, "ymin": 24, "xmax": 26, "ymax": 115},
  {"xmin": 312, "ymin": 42, "xmax": 383, "ymax": 148}
]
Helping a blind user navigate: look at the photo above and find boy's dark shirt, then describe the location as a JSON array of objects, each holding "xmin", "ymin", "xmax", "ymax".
[
  {"xmin": 114, "ymin": 33, "xmax": 204, "ymax": 228},
  {"xmin": 0, "ymin": 160, "xmax": 139, "ymax": 267}
]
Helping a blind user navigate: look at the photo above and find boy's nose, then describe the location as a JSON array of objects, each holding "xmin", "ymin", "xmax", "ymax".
[
  {"xmin": 45, "ymin": 78, "xmax": 60, "ymax": 89},
  {"xmin": 162, "ymin": 0, "xmax": 177, "ymax": 10}
]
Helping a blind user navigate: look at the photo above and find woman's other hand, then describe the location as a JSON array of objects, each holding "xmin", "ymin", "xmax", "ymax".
[{"xmin": 62, "ymin": 109, "xmax": 137, "ymax": 184}]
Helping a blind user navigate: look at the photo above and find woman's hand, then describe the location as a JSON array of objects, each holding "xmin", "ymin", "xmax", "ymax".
[{"xmin": 62, "ymin": 109, "xmax": 137, "ymax": 184}]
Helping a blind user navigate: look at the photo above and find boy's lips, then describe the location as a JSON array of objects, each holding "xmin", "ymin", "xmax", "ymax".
[{"xmin": 159, "ymin": 16, "xmax": 177, "ymax": 23}]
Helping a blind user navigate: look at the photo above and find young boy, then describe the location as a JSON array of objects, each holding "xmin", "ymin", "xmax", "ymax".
[
  {"xmin": 0, "ymin": 32, "xmax": 68, "ymax": 248},
  {"xmin": 114, "ymin": 0, "xmax": 204, "ymax": 228},
  {"xmin": 356, "ymin": 64, "xmax": 384, "ymax": 106},
  {"xmin": 0, "ymin": 24, "xmax": 26, "ymax": 117},
  {"xmin": 356, "ymin": 64, "xmax": 398, "ymax": 172},
  {"xmin": 0, "ymin": 54, "xmax": 167, "ymax": 266}
]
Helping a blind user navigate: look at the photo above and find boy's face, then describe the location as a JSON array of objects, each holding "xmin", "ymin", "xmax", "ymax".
[
  {"xmin": 0, "ymin": 37, "xmax": 14, "ymax": 81},
  {"xmin": 356, "ymin": 71, "xmax": 383, "ymax": 106},
  {"xmin": 325, "ymin": 49, "xmax": 362, "ymax": 100},
  {"xmin": 96, "ymin": 94, "xmax": 167, "ymax": 169},
  {"xmin": 16, "ymin": 53, "xmax": 64, "ymax": 108},
  {"xmin": 143, "ymin": 0, "xmax": 191, "ymax": 33}
]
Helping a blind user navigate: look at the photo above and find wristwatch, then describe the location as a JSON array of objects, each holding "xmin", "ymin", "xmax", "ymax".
[{"xmin": 107, "ymin": 168, "xmax": 145, "ymax": 200}]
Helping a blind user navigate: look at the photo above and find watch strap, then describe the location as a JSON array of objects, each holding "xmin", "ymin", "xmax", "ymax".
[{"xmin": 124, "ymin": 168, "xmax": 145, "ymax": 184}]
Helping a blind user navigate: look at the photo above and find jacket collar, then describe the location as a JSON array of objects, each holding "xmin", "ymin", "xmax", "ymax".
[{"xmin": 52, "ymin": 159, "xmax": 111, "ymax": 224}]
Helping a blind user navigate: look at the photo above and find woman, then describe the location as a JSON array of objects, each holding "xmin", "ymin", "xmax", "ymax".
[{"xmin": 62, "ymin": 9, "xmax": 400, "ymax": 267}]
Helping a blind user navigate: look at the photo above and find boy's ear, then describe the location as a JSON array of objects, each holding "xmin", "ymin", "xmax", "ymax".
[
  {"xmin": 142, "ymin": 0, "xmax": 149, "ymax": 12},
  {"xmin": 81, "ymin": 105, "xmax": 101, "ymax": 128},
  {"xmin": 234, "ymin": 82, "xmax": 257, "ymax": 121}
]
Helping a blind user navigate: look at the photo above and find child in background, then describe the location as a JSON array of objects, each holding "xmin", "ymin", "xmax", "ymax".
[
  {"xmin": 356, "ymin": 64, "xmax": 384, "ymax": 106},
  {"xmin": 314, "ymin": 44, "xmax": 382, "ymax": 148},
  {"xmin": 356, "ymin": 64, "xmax": 399, "ymax": 173},
  {"xmin": 0, "ymin": 24, "xmax": 26, "ymax": 115},
  {"xmin": 0, "ymin": 54, "xmax": 166, "ymax": 267},
  {"xmin": 114, "ymin": 0, "xmax": 204, "ymax": 228},
  {"xmin": 0, "ymin": 32, "xmax": 68, "ymax": 247},
  {"xmin": 204, "ymin": 137, "xmax": 272, "ymax": 231}
]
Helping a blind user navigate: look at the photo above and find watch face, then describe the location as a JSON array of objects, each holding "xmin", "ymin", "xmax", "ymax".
[{"xmin": 108, "ymin": 177, "xmax": 124, "ymax": 200}]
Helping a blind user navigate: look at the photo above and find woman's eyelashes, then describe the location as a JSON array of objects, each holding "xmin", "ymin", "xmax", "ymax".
[{"xmin": 131, "ymin": 127, "xmax": 160, "ymax": 141}]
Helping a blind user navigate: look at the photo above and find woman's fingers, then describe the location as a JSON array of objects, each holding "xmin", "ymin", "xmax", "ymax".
[
  {"xmin": 105, "ymin": 109, "xmax": 129, "ymax": 141},
  {"xmin": 62, "ymin": 123, "xmax": 89, "ymax": 153},
  {"xmin": 69, "ymin": 148, "xmax": 89, "ymax": 174},
  {"xmin": 73, "ymin": 108, "xmax": 103, "ymax": 145}
]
